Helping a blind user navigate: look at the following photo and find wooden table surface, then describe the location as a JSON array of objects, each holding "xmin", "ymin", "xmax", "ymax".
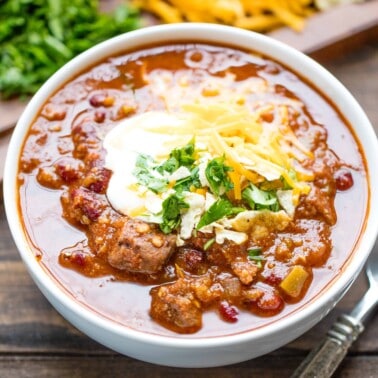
[{"xmin": 1, "ymin": 38, "xmax": 378, "ymax": 378}]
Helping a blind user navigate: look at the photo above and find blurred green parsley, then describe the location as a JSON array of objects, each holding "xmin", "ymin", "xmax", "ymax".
[{"xmin": 0, "ymin": 0, "xmax": 141, "ymax": 99}]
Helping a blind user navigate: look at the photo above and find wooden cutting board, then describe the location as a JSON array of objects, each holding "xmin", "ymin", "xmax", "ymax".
[{"xmin": 1, "ymin": 0, "xmax": 378, "ymax": 181}]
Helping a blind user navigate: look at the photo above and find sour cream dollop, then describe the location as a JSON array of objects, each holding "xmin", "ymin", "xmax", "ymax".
[{"xmin": 103, "ymin": 111, "xmax": 192, "ymax": 217}]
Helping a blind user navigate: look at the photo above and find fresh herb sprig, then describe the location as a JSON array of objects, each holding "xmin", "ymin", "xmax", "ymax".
[
  {"xmin": 169, "ymin": 138, "xmax": 196, "ymax": 167},
  {"xmin": 242, "ymin": 183, "xmax": 280, "ymax": 212},
  {"xmin": 197, "ymin": 198, "xmax": 244, "ymax": 230},
  {"xmin": 205, "ymin": 155, "xmax": 234, "ymax": 196},
  {"xmin": 247, "ymin": 247, "xmax": 264, "ymax": 268},
  {"xmin": 174, "ymin": 166, "xmax": 201, "ymax": 193},
  {"xmin": 156, "ymin": 139, "xmax": 196, "ymax": 174},
  {"xmin": 0, "ymin": 0, "xmax": 140, "ymax": 99},
  {"xmin": 160, "ymin": 193, "xmax": 189, "ymax": 234},
  {"xmin": 133, "ymin": 154, "xmax": 168, "ymax": 193},
  {"xmin": 133, "ymin": 139, "xmax": 199, "ymax": 193}
]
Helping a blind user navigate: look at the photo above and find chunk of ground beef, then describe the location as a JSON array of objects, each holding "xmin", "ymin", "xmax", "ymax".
[
  {"xmin": 268, "ymin": 219, "xmax": 331, "ymax": 267},
  {"xmin": 150, "ymin": 278, "xmax": 202, "ymax": 333},
  {"xmin": 209, "ymin": 241, "xmax": 258, "ymax": 285},
  {"xmin": 65, "ymin": 187, "xmax": 106, "ymax": 224},
  {"xmin": 230, "ymin": 260, "xmax": 258, "ymax": 285},
  {"xmin": 296, "ymin": 185, "xmax": 336, "ymax": 225},
  {"xmin": 107, "ymin": 219, "xmax": 176, "ymax": 274},
  {"xmin": 174, "ymin": 247, "xmax": 206, "ymax": 275}
]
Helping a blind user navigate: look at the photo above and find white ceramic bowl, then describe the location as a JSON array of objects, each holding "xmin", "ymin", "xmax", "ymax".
[{"xmin": 4, "ymin": 23, "xmax": 378, "ymax": 368}]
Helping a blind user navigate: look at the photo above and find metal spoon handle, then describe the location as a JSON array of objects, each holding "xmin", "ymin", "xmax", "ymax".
[{"xmin": 291, "ymin": 314, "xmax": 364, "ymax": 378}]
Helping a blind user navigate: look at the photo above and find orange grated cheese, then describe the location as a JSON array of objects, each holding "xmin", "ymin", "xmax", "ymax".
[
  {"xmin": 228, "ymin": 171, "xmax": 242, "ymax": 200},
  {"xmin": 140, "ymin": 102, "xmax": 314, "ymax": 199}
]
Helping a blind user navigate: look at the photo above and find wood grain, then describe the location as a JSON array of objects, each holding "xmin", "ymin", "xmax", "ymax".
[
  {"xmin": 0, "ymin": 98, "xmax": 29, "ymax": 134},
  {"xmin": 0, "ymin": 11, "xmax": 377, "ymax": 378},
  {"xmin": 2, "ymin": 355, "xmax": 378, "ymax": 378},
  {"xmin": 268, "ymin": 0, "xmax": 378, "ymax": 58},
  {"xmin": 0, "ymin": 130, "xmax": 12, "ymax": 181}
]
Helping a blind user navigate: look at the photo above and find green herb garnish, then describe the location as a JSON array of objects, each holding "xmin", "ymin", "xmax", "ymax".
[
  {"xmin": 242, "ymin": 184, "xmax": 280, "ymax": 212},
  {"xmin": 205, "ymin": 155, "xmax": 234, "ymax": 196},
  {"xmin": 156, "ymin": 157, "xmax": 179, "ymax": 174},
  {"xmin": 155, "ymin": 139, "xmax": 196, "ymax": 177},
  {"xmin": 197, "ymin": 198, "xmax": 244, "ymax": 230},
  {"xmin": 160, "ymin": 193, "xmax": 189, "ymax": 234},
  {"xmin": 0, "ymin": 0, "xmax": 140, "ymax": 99},
  {"xmin": 169, "ymin": 138, "xmax": 196, "ymax": 168},
  {"xmin": 174, "ymin": 166, "xmax": 201, "ymax": 193},
  {"xmin": 203, "ymin": 238, "xmax": 216, "ymax": 251},
  {"xmin": 133, "ymin": 154, "xmax": 168, "ymax": 193},
  {"xmin": 247, "ymin": 247, "xmax": 264, "ymax": 268}
]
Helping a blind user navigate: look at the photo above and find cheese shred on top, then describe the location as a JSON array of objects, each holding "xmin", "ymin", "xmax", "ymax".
[
  {"xmin": 144, "ymin": 102, "xmax": 313, "ymax": 201},
  {"xmin": 104, "ymin": 101, "xmax": 315, "ymax": 245}
]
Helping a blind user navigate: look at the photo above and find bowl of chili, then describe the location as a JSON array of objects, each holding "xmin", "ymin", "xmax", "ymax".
[{"xmin": 4, "ymin": 23, "xmax": 378, "ymax": 367}]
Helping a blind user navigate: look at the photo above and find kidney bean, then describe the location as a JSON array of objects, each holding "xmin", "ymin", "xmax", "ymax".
[
  {"xmin": 334, "ymin": 169, "xmax": 354, "ymax": 191},
  {"xmin": 94, "ymin": 110, "xmax": 106, "ymax": 123},
  {"xmin": 175, "ymin": 248, "xmax": 205, "ymax": 274},
  {"xmin": 87, "ymin": 168, "xmax": 111, "ymax": 194},
  {"xmin": 219, "ymin": 300, "xmax": 239, "ymax": 323},
  {"xmin": 71, "ymin": 188, "xmax": 104, "ymax": 222},
  {"xmin": 70, "ymin": 252, "xmax": 86, "ymax": 267},
  {"xmin": 257, "ymin": 291, "xmax": 284, "ymax": 312},
  {"xmin": 264, "ymin": 272, "xmax": 283, "ymax": 286},
  {"xmin": 89, "ymin": 93, "xmax": 115, "ymax": 107},
  {"xmin": 185, "ymin": 248, "xmax": 204, "ymax": 269},
  {"xmin": 55, "ymin": 157, "xmax": 83, "ymax": 183}
]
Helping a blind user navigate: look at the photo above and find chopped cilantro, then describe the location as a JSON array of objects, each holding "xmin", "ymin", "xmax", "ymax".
[
  {"xmin": 247, "ymin": 247, "xmax": 264, "ymax": 268},
  {"xmin": 0, "ymin": 0, "xmax": 140, "ymax": 99},
  {"xmin": 205, "ymin": 156, "xmax": 234, "ymax": 196},
  {"xmin": 197, "ymin": 198, "xmax": 244, "ymax": 230},
  {"xmin": 133, "ymin": 154, "xmax": 168, "ymax": 193},
  {"xmin": 154, "ymin": 139, "xmax": 195, "ymax": 179},
  {"xmin": 135, "ymin": 153, "xmax": 153, "ymax": 168},
  {"xmin": 242, "ymin": 184, "xmax": 280, "ymax": 212},
  {"xmin": 160, "ymin": 193, "xmax": 189, "ymax": 234},
  {"xmin": 247, "ymin": 247, "xmax": 263, "ymax": 259},
  {"xmin": 156, "ymin": 157, "xmax": 179, "ymax": 174},
  {"xmin": 169, "ymin": 138, "xmax": 196, "ymax": 168},
  {"xmin": 203, "ymin": 238, "xmax": 216, "ymax": 251},
  {"xmin": 174, "ymin": 166, "xmax": 201, "ymax": 193}
]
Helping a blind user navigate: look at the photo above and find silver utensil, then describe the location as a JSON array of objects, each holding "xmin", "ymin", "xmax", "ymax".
[{"xmin": 291, "ymin": 247, "xmax": 378, "ymax": 378}]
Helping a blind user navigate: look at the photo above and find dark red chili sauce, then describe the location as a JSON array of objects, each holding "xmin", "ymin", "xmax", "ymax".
[{"xmin": 17, "ymin": 43, "xmax": 368, "ymax": 336}]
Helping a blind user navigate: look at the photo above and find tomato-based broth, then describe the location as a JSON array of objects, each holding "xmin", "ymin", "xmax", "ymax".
[{"xmin": 18, "ymin": 43, "xmax": 368, "ymax": 337}]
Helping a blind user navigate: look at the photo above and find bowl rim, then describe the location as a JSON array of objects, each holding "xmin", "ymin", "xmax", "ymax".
[{"xmin": 4, "ymin": 22, "xmax": 378, "ymax": 349}]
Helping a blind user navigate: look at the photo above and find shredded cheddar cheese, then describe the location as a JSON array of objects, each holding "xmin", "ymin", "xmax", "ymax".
[
  {"xmin": 104, "ymin": 98, "xmax": 315, "ymax": 245},
  {"xmin": 132, "ymin": 0, "xmax": 317, "ymax": 32},
  {"xmin": 228, "ymin": 171, "xmax": 242, "ymax": 200},
  {"xmin": 143, "ymin": 102, "xmax": 313, "ymax": 201}
]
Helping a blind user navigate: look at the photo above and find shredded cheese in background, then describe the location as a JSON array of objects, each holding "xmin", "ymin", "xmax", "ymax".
[
  {"xmin": 132, "ymin": 0, "xmax": 313, "ymax": 32},
  {"xmin": 132, "ymin": 0, "xmax": 363, "ymax": 33}
]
